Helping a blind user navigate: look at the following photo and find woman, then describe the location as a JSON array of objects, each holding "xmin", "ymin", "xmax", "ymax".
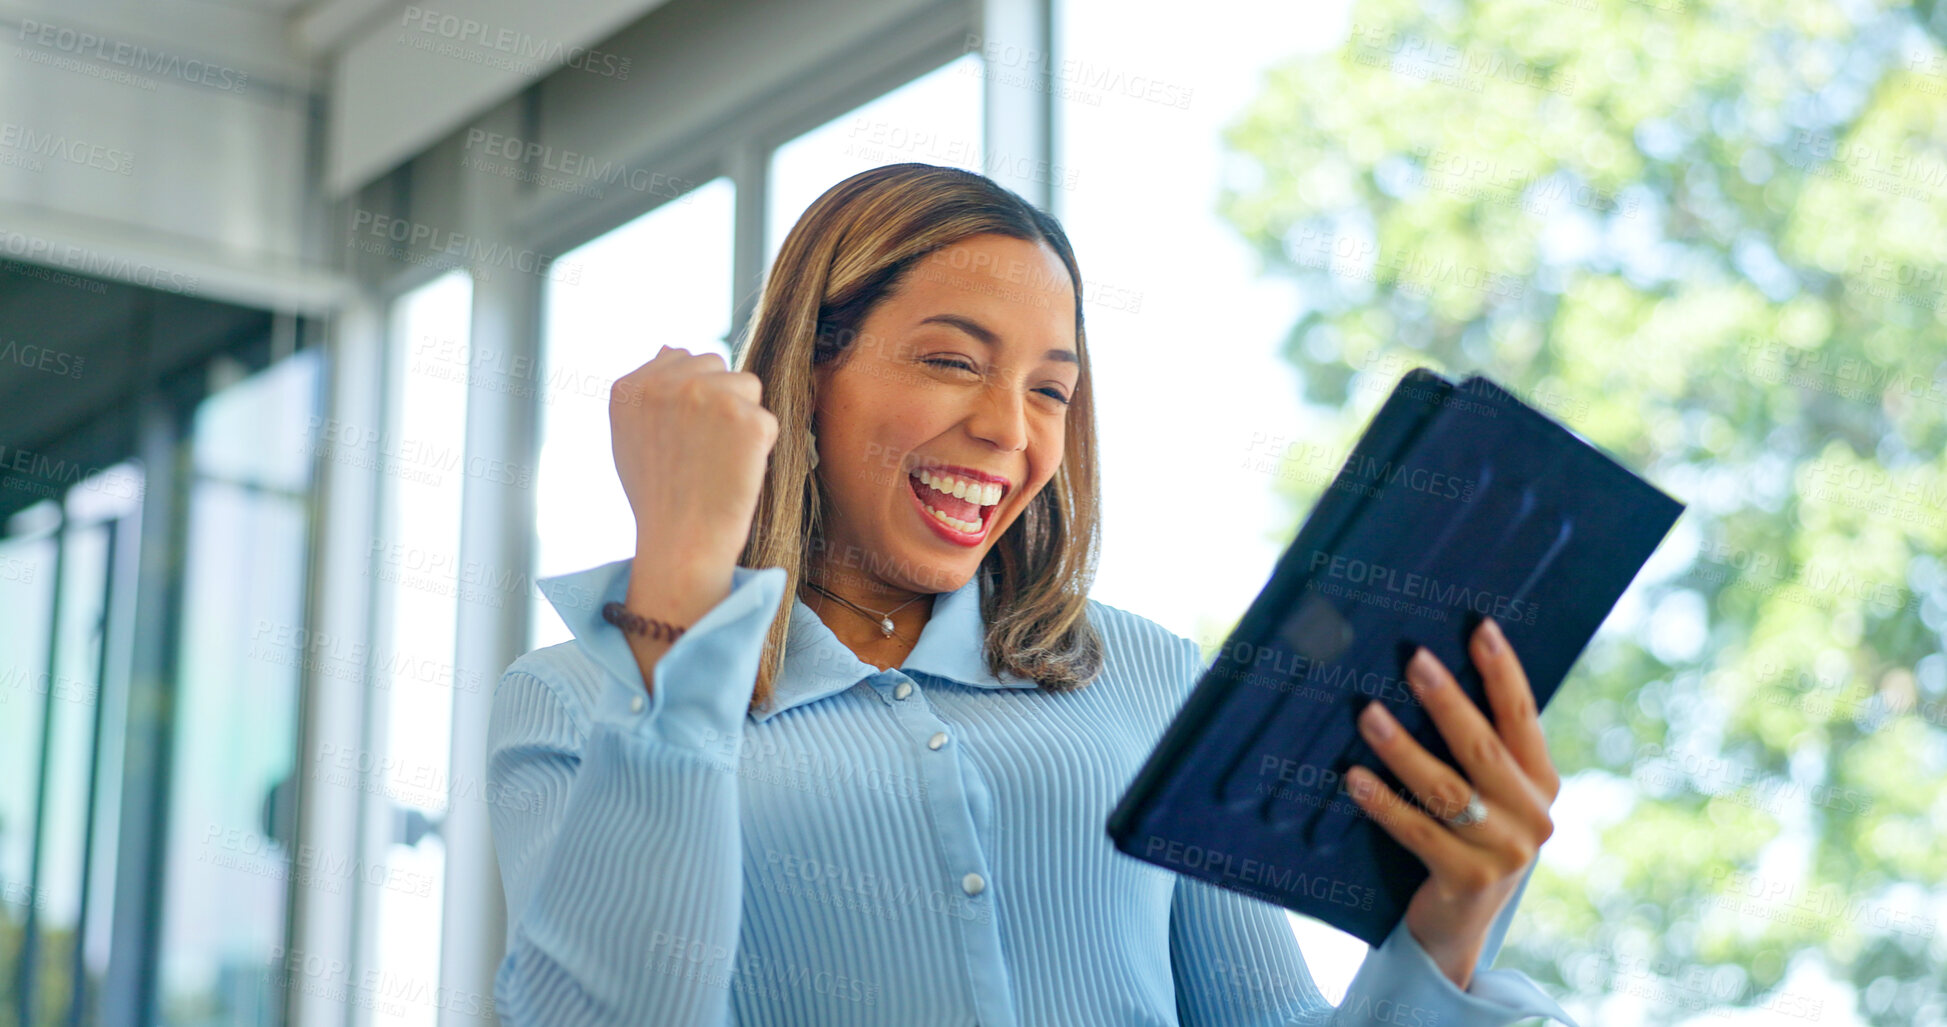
[{"xmin": 487, "ymin": 163, "xmax": 1577, "ymax": 1025}]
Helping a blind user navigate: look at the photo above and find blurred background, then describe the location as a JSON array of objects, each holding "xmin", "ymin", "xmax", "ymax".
[{"xmin": 0, "ymin": 0, "xmax": 1944, "ymax": 1023}]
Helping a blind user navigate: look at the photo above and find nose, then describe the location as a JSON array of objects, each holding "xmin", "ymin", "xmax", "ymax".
[{"xmin": 966, "ymin": 372, "xmax": 1029, "ymax": 454}]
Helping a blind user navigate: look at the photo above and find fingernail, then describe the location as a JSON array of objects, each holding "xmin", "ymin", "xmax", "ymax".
[
  {"xmin": 1361, "ymin": 701, "xmax": 1395, "ymax": 741},
  {"xmin": 1480, "ymin": 617, "xmax": 1503, "ymax": 655},
  {"xmin": 1348, "ymin": 769, "xmax": 1375, "ymax": 801},
  {"xmin": 1409, "ymin": 647, "xmax": 1441, "ymax": 691}
]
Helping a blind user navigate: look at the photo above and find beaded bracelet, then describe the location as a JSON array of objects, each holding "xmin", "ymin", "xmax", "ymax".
[{"xmin": 601, "ymin": 600, "xmax": 688, "ymax": 642}]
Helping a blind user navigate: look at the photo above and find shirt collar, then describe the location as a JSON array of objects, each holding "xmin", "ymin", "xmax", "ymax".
[{"xmin": 535, "ymin": 558, "xmax": 1037, "ymax": 725}]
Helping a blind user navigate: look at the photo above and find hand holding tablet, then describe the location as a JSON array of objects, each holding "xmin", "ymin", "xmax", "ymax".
[
  {"xmin": 1107, "ymin": 368, "xmax": 1685, "ymax": 952},
  {"xmin": 1346, "ymin": 622, "xmax": 1563, "ymax": 989}
]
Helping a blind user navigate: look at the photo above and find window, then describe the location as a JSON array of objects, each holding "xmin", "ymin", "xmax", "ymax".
[
  {"xmin": 155, "ymin": 349, "xmax": 321, "ymax": 1025},
  {"xmin": 0, "ymin": 503, "xmax": 59, "ymax": 1027},
  {"xmin": 766, "ymin": 53, "xmax": 985, "ymax": 268},
  {"xmin": 33, "ymin": 509, "xmax": 111, "ymax": 1024},
  {"xmin": 363, "ymin": 271, "xmax": 474, "ymax": 1027},
  {"xmin": 0, "ymin": 467, "xmax": 143, "ymax": 1027},
  {"xmin": 529, "ymin": 178, "xmax": 736, "ymax": 652}
]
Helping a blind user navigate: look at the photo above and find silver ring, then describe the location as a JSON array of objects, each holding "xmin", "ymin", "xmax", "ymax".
[{"xmin": 1441, "ymin": 791, "xmax": 1489, "ymax": 828}]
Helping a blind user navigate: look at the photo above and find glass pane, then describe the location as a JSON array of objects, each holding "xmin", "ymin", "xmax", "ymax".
[
  {"xmin": 31, "ymin": 520, "xmax": 112, "ymax": 1025},
  {"xmin": 155, "ymin": 348, "xmax": 321, "ymax": 1026},
  {"xmin": 530, "ymin": 178, "xmax": 735, "ymax": 652},
  {"xmin": 367, "ymin": 270, "xmax": 473, "ymax": 1027},
  {"xmin": 0, "ymin": 527, "xmax": 57, "ymax": 1027},
  {"xmin": 193, "ymin": 359, "xmax": 318, "ymax": 496},
  {"xmin": 62, "ymin": 464, "xmax": 143, "ymax": 527},
  {"xmin": 766, "ymin": 53, "xmax": 984, "ymax": 267},
  {"xmin": 80, "ymin": 468, "xmax": 142, "ymax": 1021}
]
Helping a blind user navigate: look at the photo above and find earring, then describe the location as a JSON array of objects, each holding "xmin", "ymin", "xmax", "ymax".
[{"xmin": 807, "ymin": 430, "xmax": 819, "ymax": 469}]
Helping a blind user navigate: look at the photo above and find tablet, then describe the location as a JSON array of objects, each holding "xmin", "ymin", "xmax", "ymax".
[{"xmin": 1105, "ymin": 367, "xmax": 1685, "ymax": 945}]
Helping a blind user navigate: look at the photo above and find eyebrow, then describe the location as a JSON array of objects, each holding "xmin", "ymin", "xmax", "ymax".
[{"xmin": 917, "ymin": 313, "xmax": 1078, "ymax": 364}]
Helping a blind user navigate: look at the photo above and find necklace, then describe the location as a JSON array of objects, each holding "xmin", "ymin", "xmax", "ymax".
[{"xmin": 801, "ymin": 578, "xmax": 928, "ymax": 639}]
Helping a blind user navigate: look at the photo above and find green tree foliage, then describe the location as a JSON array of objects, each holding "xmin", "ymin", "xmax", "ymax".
[{"xmin": 1217, "ymin": 0, "xmax": 1947, "ymax": 1021}]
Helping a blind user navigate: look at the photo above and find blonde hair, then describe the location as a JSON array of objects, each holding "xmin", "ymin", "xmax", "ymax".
[{"xmin": 733, "ymin": 162, "xmax": 1104, "ymax": 714}]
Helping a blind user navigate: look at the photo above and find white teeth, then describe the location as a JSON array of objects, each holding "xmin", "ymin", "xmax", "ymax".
[
  {"xmin": 916, "ymin": 469, "xmax": 1003, "ymax": 506},
  {"xmin": 922, "ymin": 503, "xmax": 981, "ymax": 534}
]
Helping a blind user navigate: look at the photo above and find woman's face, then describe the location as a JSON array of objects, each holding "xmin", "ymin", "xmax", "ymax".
[{"xmin": 811, "ymin": 232, "xmax": 1080, "ymax": 596}]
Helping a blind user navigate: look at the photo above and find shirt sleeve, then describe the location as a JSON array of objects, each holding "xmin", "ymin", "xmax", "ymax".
[
  {"xmin": 1163, "ymin": 634, "xmax": 1581, "ymax": 1027},
  {"xmin": 1169, "ymin": 864, "xmax": 1580, "ymax": 1026},
  {"xmin": 1336, "ymin": 864, "xmax": 1580, "ymax": 1027},
  {"xmin": 486, "ymin": 564, "xmax": 788, "ymax": 1026}
]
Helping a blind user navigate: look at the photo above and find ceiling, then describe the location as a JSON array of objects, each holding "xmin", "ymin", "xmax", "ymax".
[{"xmin": 0, "ymin": 259, "xmax": 278, "ymax": 525}]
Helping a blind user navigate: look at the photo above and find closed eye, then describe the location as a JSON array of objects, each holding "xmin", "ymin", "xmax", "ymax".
[{"xmin": 923, "ymin": 357, "xmax": 1071, "ymax": 404}]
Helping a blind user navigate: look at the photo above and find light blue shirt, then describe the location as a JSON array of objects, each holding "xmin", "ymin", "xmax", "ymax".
[{"xmin": 486, "ymin": 556, "xmax": 1579, "ymax": 1026}]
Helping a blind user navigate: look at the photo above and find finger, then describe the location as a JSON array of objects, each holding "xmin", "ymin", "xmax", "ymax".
[
  {"xmin": 1343, "ymin": 765, "xmax": 1472, "ymax": 876},
  {"xmin": 1358, "ymin": 701, "xmax": 1484, "ymax": 829},
  {"xmin": 1357, "ymin": 702, "xmax": 1549, "ymax": 876},
  {"xmin": 719, "ymin": 369, "xmax": 764, "ymax": 405},
  {"xmin": 1405, "ymin": 646, "xmax": 1530, "ymax": 807},
  {"xmin": 1472, "ymin": 618, "xmax": 1559, "ymax": 800},
  {"xmin": 662, "ymin": 351, "xmax": 743, "ymax": 395},
  {"xmin": 610, "ymin": 376, "xmax": 642, "ymax": 410}
]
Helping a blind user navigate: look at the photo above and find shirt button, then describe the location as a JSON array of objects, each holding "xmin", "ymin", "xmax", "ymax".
[
  {"xmin": 630, "ymin": 694, "xmax": 645, "ymax": 714},
  {"xmin": 928, "ymin": 731, "xmax": 949, "ymax": 750},
  {"xmin": 962, "ymin": 872, "xmax": 985, "ymax": 896},
  {"xmin": 894, "ymin": 681, "xmax": 913, "ymax": 700}
]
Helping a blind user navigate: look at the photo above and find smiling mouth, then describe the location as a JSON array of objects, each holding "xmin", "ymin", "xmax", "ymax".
[{"xmin": 907, "ymin": 471, "xmax": 1001, "ymax": 535}]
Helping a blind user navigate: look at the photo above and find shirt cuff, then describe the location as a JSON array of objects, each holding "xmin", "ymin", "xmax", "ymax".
[
  {"xmin": 1336, "ymin": 863, "xmax": 1579, "ymax": 1027},
  {"xmin": 589, "ymin": 562, "xmax": 788, "ymax": 753}
]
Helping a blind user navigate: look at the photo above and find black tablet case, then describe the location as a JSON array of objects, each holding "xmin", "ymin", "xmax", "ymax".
[{"xmin": 1106, "ymin": 368, "xmax": 1685, "ymax": 945}]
